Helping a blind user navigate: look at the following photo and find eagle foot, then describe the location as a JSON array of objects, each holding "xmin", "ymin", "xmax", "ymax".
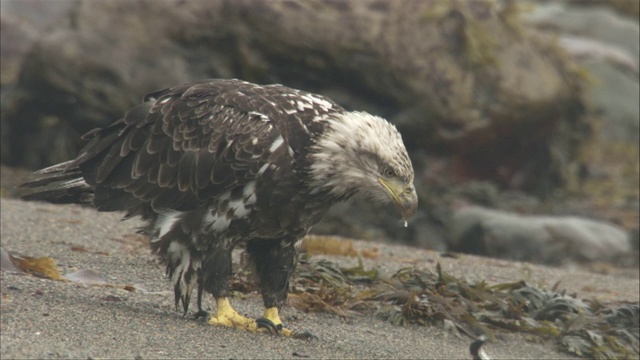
[
  {"xmin": 207, "ymin": 298, "xmax": 316, "ymax": 339},
  {"xmin": 255, "ymin": 307, "xmax": 317, "ymax": 339},
  {"xmin": 207, "ymin": 312, "xmax": 257, "ymax": 331},
  {"xmin": 208, "ymin": 298, "xmax": 259, "ymax": 332}
]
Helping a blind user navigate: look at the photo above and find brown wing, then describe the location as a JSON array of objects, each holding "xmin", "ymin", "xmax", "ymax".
[
  {"xmin": 68, "ymin": 79, "xmax": 344, "ymax": 213},
  {"xmin": 70, "ymin": 80, "xmax": 282, "ymax": 212}
]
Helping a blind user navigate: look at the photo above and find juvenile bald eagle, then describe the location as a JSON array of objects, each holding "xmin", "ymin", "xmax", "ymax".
[{"xmin": 21, "ymin": 79, "xmax": 417, "ymax": 337}]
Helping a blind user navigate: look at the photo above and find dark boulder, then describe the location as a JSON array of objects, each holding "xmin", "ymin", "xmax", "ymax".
[{"xmin": 1, "ymin": 0, "xmax": 596, "ymax": 247}]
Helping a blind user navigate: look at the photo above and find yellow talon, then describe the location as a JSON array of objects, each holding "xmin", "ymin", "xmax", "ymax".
[
  {"xmin": 262, "ymin": 307, "xmax": 282, "ymax": 327},
  {"xmin": 207, "ymin": 298, "xmax": 311, "ymax": 338},
  {"xmin": 260, "ymin": 307, "xmax": 291, "ymax": 336},
  {"xmin": 207, "ymin": 298, "xmax": 258, "ymax": 332}
]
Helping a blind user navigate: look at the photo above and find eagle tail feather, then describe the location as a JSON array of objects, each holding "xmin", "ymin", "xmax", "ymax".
[
  {"xmin": 31, "ymin": 159, "xmax": 76, "ymax": 175},
  {"xmin": 20, "ymin": 164, "xmax": 94, "ymax": 204}
]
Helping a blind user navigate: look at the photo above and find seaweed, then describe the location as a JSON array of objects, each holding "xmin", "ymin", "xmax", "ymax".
[
  {"xmin": 5, "ymin": 242, "xmax": 635, "ymax": 358},
  {"xmin": 287, "ymin": 254, "xmax": 639, "ymax": 359}
]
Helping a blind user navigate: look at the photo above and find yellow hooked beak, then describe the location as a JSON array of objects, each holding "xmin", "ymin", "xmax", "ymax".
[{"xmin": 378, "ymin": 177, "xmax": 418, "ymax": 221}]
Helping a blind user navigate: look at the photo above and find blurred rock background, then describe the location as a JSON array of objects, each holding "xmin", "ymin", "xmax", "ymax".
[{"xmin": 1, "ymin": 0, "xmax": 637, "ymax": 267}]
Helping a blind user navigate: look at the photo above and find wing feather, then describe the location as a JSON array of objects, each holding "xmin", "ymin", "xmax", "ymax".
[
  {"xmin": 61, "ymin": 79, "xmax": 344, "ymax": 213},
  {"xmin": 95, "ymin": 139, "xmax": 128, "ymax": 183},
  {"xmin": 157, "ymin": 162, "xmax": 178, "ymax": 188}
]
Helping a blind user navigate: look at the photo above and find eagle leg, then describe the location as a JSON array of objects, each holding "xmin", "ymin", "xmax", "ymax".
[
  {"xmin": 203, "ymin": 248, "xmax": 261, "ymax": 330},
  {"xmin": 246, "ymin": 238, "xmax": 316, "ymax": 339},
  {"xmin": 247, "ymin": 238, "xmax": 297, "ymax": 310}
]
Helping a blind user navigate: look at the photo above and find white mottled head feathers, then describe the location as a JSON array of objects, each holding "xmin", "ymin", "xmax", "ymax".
[{"xmin": 309, "ymin": 111, "xmax": 414, "ymax": 202}]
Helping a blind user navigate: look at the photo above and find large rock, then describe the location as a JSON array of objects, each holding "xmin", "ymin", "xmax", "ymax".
[
  {"xmin": 449, "ymin": 204, "xmax": 634, "ymax": 264},
  {"xmin": 1, "ymin": 0, "xmax": 605, "ymax": 248},
  {"xmin": 521, "ymin": 1, "xmax": 639, "ymax": 239},
  {"xmin": 2, "ymin": 0, "xmax": 588, "ymax": 194},
  {"xmin": 524, "ymin": 1, "xmax": 639, "ymax": 143}
]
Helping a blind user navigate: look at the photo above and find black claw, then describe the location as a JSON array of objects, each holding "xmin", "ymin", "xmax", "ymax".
[
  {"xmin": 256, "ymin": 317, "xmax": 282, "ymax": 334},
  {"xmin": 256, "ymin": 318, "xmax": 316, "ymax": 339},
  {"xmin": 292, "ymin": 331, "xmax": 318, "ymax": 340},
  {"xmin": 193, "ymin": 310, "xmax": 209, "ymax": 321}
]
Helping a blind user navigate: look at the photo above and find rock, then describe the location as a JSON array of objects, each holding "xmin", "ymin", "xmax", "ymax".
[
  {"xmin": 449, "ymin": 205, "xmax": 633, "ymax": 265},
  {"xmin": 523, "ymin": 1, "xmax": 639, "ymax": 143},
  {"xmin": 4, "ymin": 0, "xmax": 620, "ymax": 249},
  {"xmin": 1, "ymin": 0, "xmax": 588, "ymax": 197},
  {"xmin": 520, "ymin": 1, "xmax": 639, "ymax": 238}
]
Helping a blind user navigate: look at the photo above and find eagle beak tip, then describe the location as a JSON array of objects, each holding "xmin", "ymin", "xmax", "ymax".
[
  {"xmin": 379, "ymin": 178, "xmax": 418, "ymax": 222},
  {"xmin": 399, "ymin": 190, "xmax": 418, "ymax": 221}
]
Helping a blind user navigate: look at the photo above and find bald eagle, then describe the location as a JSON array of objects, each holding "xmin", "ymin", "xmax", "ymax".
[{"xmin": 21, "ymin": 79, "xmax": 417, "ymax": 337}]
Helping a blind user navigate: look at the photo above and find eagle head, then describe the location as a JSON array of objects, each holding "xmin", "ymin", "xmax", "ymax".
[{"xmin": 309, "ymin": 111, "xmax": 418, "ymax": 222}]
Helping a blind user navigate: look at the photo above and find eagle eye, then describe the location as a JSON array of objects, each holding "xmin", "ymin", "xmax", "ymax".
[{"xmin": 382, "ymin": 167, "xmax": 396, "ymax": 178}]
